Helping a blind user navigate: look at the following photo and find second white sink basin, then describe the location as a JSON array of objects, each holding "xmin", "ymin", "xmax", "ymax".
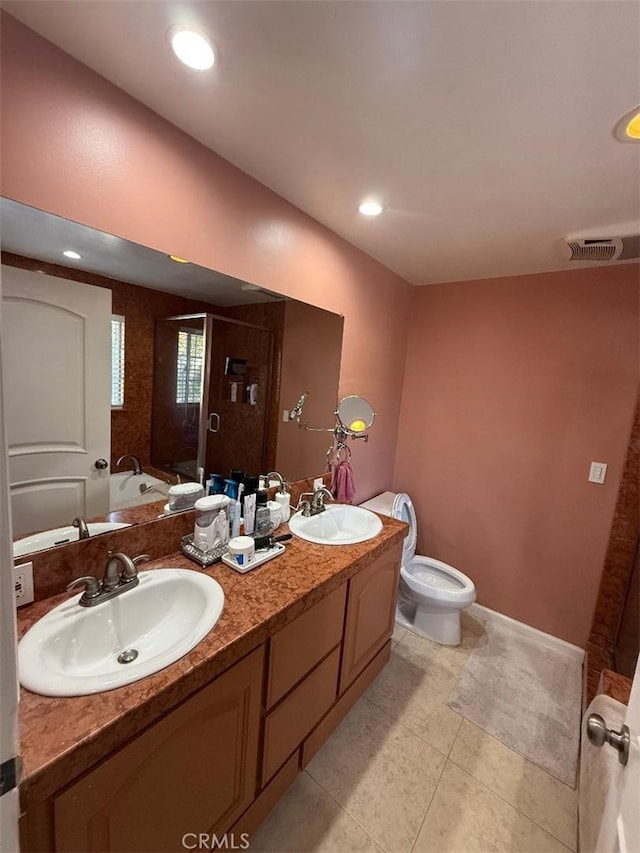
[
  {"xmin": 19, "ymin": 569, "xmax": 224, "ymax": 697},
  {"xmin": 289, "ymin": 504, "xmax": 383, "ymax": 545}
]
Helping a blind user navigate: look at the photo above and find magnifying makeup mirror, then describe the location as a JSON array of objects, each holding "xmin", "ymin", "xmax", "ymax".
[
  {"xmin": 289, "ymin": 392, "xmax": 375, "ymax": 437},
  {"xmin": 336, "ymin": 396, "xmax": 376, "ymax": 435}
]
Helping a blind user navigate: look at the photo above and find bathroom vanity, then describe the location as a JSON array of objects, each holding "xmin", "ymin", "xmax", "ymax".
[{"xmin": 17, "ymin": 514, "xmax": 406, "ymax": 852}]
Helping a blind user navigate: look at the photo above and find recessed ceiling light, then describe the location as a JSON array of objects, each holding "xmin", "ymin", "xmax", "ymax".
[
  {"xmin": 614, "ymin": 105, "xmax": 640, "ymax": 142},
  {"xmin": 62, "ymin": 250, "xmax": 82, "ymax": 260},
  {"xmin": 169, "ymin": 255, "xmax": 190, "ymax": 264},
  {"xmin": 170, "ymin": 29, "xmax": 215, "ymax": 71},
  {"xmin": 358, "ymin": 201, "xmax": 383, "ymax": 216}
]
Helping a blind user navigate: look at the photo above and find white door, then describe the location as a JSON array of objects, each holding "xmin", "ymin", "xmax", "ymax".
[
  {"xmin": 595, "ymin": 653, "xmax": 640, "ymax": 853},
  {"xmin": 0, "ymin": 277, "xmax": 20, "ymax": 852},
  {"xmin": 1, "ymin": 265, "xmax": 111, "ymax": 537}
]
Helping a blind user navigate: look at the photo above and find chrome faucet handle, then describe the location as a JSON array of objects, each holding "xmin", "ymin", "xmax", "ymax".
[
  {"xmin": 66, "ymin": 576, "xmax": 101, "ymax": 602},
  {"xmin": 122, "ymin": 554, "xmax": 151, "ymax": 582},
  {"xmin": 299, "ymin": 500, "xmax": 312, "ymax": 517}
]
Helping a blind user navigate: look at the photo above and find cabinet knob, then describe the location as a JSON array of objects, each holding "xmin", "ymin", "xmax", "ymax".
[{"xmin": 94, "ymin": 459, "xmax": 109, "ymax": 470}]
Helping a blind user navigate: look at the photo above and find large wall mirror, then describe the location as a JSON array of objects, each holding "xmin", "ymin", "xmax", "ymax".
[{"xmin": 0, "ymin": 198, "xmax": 344, "ymax": 554}]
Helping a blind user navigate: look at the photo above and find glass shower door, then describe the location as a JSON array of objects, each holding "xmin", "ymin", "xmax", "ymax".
[
  {"xmin": 205, "ymin": 317, "xmax": 273, "ymax": 480},
  {"xmin": 150, "ymin": 314, "xmax": 211, "ymax": 481}
]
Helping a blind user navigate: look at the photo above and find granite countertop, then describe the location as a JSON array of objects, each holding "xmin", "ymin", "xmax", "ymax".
[{"xmin": 17, "ymin": 515, "xmax": 406, "ymax": 811}]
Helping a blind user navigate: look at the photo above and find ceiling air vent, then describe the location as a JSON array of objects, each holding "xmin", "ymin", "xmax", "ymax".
[{"xmin": 566, "ymin": 235, "xmax": 640, "ymax": 262}]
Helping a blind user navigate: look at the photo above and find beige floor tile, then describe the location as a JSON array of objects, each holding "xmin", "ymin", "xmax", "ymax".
[
  {"xmin": 449, "ymin": 719, "xmax": 578, "ymax": 850},
  {"xmin": 249, "ymin": 771, "xmax": 381, "ymax": 853},
  {"xmin": 414, "ymin": 762, "xmax": 571, "ymax": 853},
  {"xmin": 399, "ymin": 624, "xmax": 481, "ymax": 677},
  {"xmin": 392, "ymin": 622, "xmax": 407, "ymax": 645},
  {"xmin": 307, "ymin": 695, "xmax": 445, "ymax": 852},
  {"xmin": 364, "ymin": 639, "xmax": 464, "ymax": 755}
]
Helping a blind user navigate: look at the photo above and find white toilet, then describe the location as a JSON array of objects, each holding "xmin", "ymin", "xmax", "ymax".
[{"xmin": 360, "ymin": 491, "xmax": 476, "ymax": 645}]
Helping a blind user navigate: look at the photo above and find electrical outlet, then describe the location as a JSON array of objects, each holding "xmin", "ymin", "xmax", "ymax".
[
  {"xmin": 282, "ymin": 409, "xmax": 290, "ymax": 422},
  {"xmin": 313, "ymin": 477, "xmax": 325, "ymax": 490},
  {"xmin": 14, "ymin": 561, "xmax": 34, "ymax": 607}
]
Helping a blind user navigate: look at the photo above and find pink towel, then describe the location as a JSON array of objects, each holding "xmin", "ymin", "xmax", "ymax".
[{"xmin": 331, "ymin": 460, "xmax": 356, "ymax": 504}]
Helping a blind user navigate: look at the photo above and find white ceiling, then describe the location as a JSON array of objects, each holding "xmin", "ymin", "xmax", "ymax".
[{"xmin": 3, "ymin": 0, "xmax": 640, "ymax": 285}]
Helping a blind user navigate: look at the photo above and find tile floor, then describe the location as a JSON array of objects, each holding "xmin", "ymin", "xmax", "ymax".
[{"xmin": 249, "ymin": 614, "xmax": 579, "ymax": 853}]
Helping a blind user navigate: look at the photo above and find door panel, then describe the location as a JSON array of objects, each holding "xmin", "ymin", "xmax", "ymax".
[
  {"xmin": 0, "ymin": 278, "xmax": 20, "ymax": 852},
  {"xmin": 594, "ymin": 654, "xmax": 640, "ymax": 853},
  {"xmin": 1, "ymin": 266, "xmax": 111, "ymax": 535}
]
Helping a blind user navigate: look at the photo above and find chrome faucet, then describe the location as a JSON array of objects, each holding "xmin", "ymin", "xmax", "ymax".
[
  {"xmin": 72, "ymin": 516, "xmax": 90, "ymax": 540},
  {"xmin": 296, "ymin": 486, "xmax": 334, "ymax": 517},
  {"xmin": 116, "ymin": 454, "xmax": 143, "ymax": 475},
  {"xmin": 266, "ymin": 471, "xmax": 288, "ymax": 492},
  {"xmin": 67, "ymin": 551, "xmax": 151, "ymax": 607},
  {"xmin": 312, "ymin": 486, "xmax": 334, "ymax": 513}
]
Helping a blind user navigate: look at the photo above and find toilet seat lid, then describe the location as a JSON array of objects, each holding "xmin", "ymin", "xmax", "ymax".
[{"xmin": 359, "ymin": 491, "xmax": 416, "ymax": 564}]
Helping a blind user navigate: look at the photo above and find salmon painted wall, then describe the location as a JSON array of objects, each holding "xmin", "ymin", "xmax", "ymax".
[
  {"xmin": 0, "ymin": 13, "xmax": 412, "ymax": 501},
  {"xmin": 393, "ymin": 266, "xmax": 639, "ymax": 646}
]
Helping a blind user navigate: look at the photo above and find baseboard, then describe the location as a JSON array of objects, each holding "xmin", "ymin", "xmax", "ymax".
[{"xmin": 465, "ymin": 603, "xmax": 585, "ymax": 662}]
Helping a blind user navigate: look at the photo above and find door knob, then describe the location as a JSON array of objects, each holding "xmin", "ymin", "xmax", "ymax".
[
  {"xmin": 587, "ymin": 713, "xmax": 630, "ymax": 765},
  {"xmin": 94, "ymin": 458, "xmax": 109, "ymax": 470}
]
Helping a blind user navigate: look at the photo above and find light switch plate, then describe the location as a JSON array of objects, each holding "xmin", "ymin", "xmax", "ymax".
[{"xmin": 588, "ymin": 462, "xmax": 607, "ymax": 484}]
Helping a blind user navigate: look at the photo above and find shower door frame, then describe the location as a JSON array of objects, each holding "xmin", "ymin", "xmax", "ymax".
[{"xmin": 154, "ymin": 312, "xmax": 275, "ymax": 482}]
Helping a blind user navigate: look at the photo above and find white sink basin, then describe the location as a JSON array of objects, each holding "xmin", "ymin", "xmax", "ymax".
[
  {"xmin": 289, "ymin": 504, "xmax": 383, "ymax": 545},
  {"xmin": 13, "ymin": 522, "xmax": 131, "ymax": 559},
  {"xmin": 18, "ymin": 569, "xmax": 224, "ymax": 697}
]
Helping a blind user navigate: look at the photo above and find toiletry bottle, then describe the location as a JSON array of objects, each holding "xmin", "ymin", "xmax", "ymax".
[
  {"xmin": 242, "ymin": 474, "xmax": 259, "ymax": 511},
  {"xmin": 213, "ymin": 509, "xmax": 229, "ymax": 547},
  {"xmin": 255, "ymin": 489, "xmax": 270, "ymax": 532},
  {"xmin": 244, "ymin": 493, "xmax": 256, "ymax": 535},
  {"xmin": 208, "ymin": 473, "xmax": 224, "ymax": 495},
  {"xmin": 224, "ymin": 479, "xmax": 239, "ymax": 501},
  {"xmin": 275, "ymin": 486, "xmax": 291, "ymax": 523},
  {"xmin": 229, "ymin": 499, "xmax": 241, "ymax": 539}
]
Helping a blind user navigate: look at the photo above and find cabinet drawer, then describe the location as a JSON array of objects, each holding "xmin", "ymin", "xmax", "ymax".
[
  {"xmin": 262, "ymin": 646, "xmax": 340, "ymax": 786},
  {"xmin": 267, "ymin": 583, "xmax": 346, "ymax": 708}
]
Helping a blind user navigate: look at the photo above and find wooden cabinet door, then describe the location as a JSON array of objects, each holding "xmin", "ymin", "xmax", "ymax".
[
  {"xmin": 54, "ymin": 647, "xmax": 264, "ymax": 853},
  {"xmin": 340, "ymin": 546, "xmax": 401, "ymax": 693}
]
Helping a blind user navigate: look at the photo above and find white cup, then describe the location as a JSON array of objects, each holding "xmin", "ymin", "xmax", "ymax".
[
  {"xmin": 227, "ymin": 535, "xmax": 255, "ymax": 566},
  {"xmin": 267, "ymin": 500, "xmax": 282, "ymax": 530}
]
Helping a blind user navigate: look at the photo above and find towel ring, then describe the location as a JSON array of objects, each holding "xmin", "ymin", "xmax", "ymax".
[{"xmin": 327, "ymin": 441, "xmax": 351, "ymax": 467}]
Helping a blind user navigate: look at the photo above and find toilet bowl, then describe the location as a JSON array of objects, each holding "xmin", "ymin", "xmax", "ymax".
[{"xmin": 360, "ymin": 491, "xmax": 476, "ymax": 645}]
